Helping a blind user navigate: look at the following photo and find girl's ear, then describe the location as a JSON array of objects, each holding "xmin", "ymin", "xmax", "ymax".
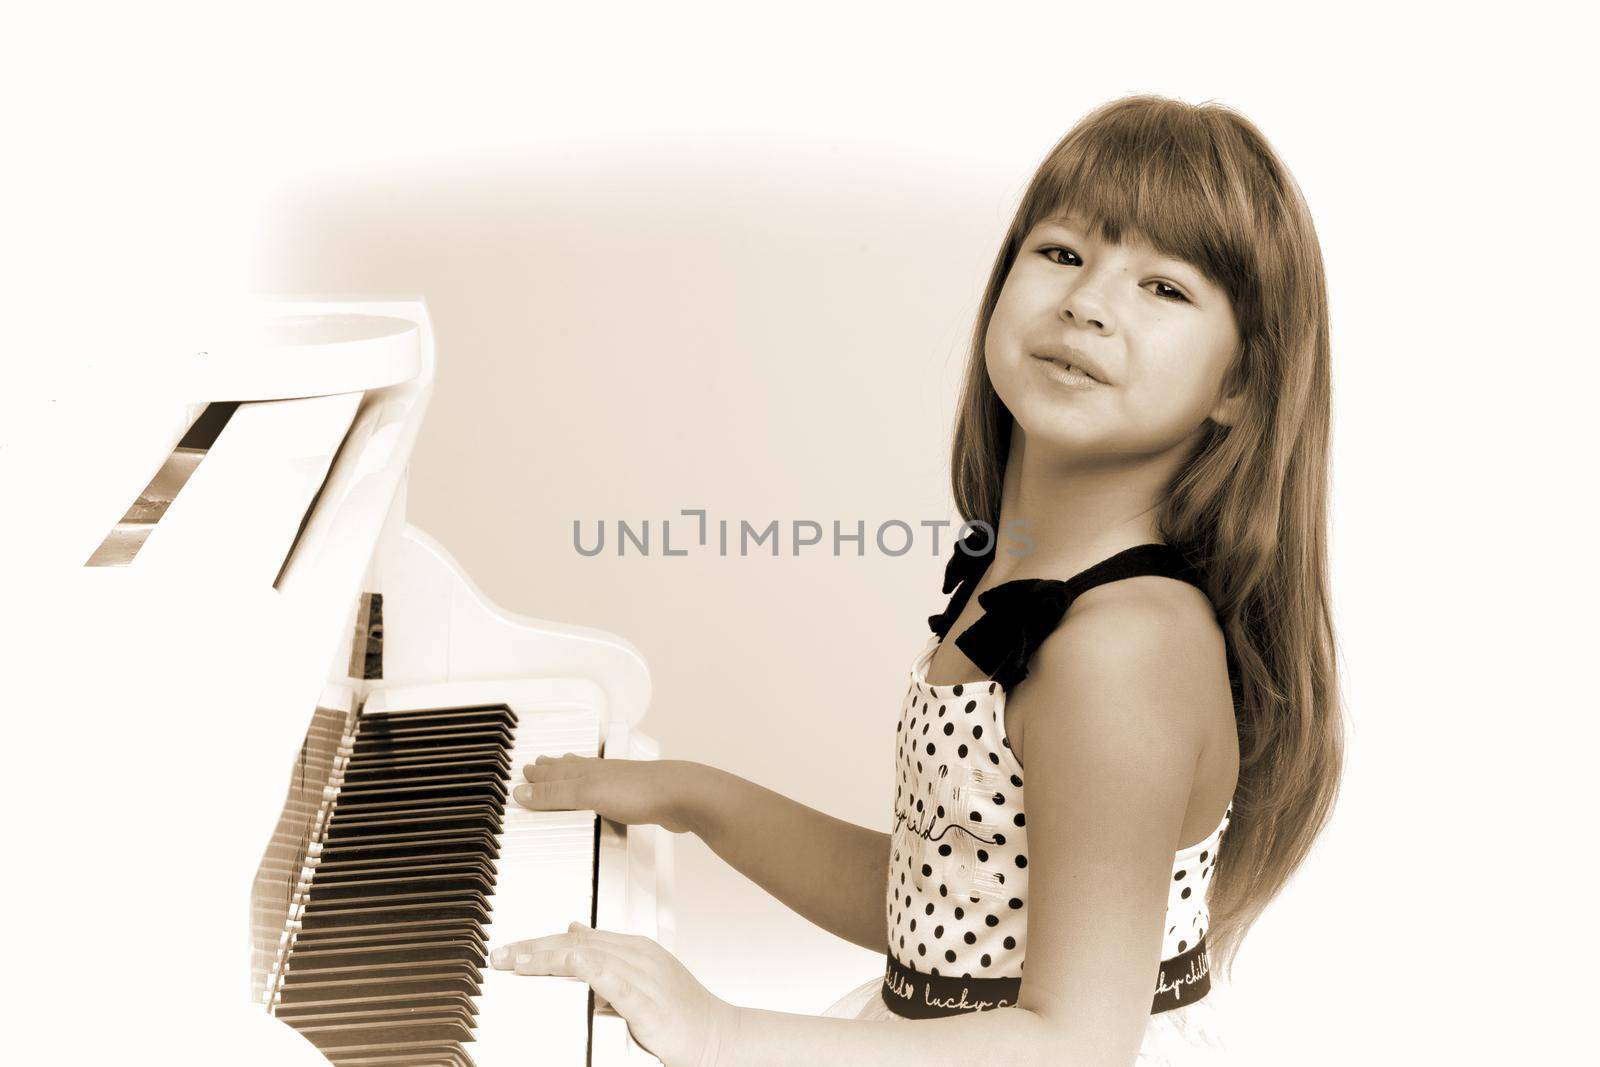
[
  {"xmin": 1209, "ymin": 389, "xmax": 1245, "ymax": 428},
  {"xmin": 1210, "ymin": 346, "xmax": 1246, "ymax": 427}
]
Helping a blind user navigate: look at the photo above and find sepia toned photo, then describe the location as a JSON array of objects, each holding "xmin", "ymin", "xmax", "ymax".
[{"xmin": 3, "ymin": 3, "xmax": 1591, "ymax": 1064}]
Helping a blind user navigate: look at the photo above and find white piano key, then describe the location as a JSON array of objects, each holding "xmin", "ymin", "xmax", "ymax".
[{"xmin": 472, "ymin": 968, "xmax": 591, "ymax": 1066}]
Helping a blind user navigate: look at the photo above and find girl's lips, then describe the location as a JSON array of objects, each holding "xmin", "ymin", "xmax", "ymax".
[
  {"xmin": 1033, "ymin": 344, "xmax": 1111, "ymax": 384},
  {"xmin": 1033, "ymin": 356, "xmax": 1102, "ymax": 389}
]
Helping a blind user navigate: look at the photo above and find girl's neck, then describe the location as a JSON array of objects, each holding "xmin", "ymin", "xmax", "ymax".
[{"xmin": 988, "ymin": 428, "xmax": 1191, "ymax": 585}]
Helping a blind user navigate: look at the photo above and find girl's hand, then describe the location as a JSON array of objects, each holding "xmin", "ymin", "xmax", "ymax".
[
  {"xmin": 514, "ymin": 754, "xmax": 696, "ymax": 834},
  {"xmin": 491, "ymin": 922, "xmax": 738, "ymax": 1067}
]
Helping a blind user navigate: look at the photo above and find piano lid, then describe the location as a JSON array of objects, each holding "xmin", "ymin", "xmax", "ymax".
[
  {"xmin": 186, "ymin": 310, "xmax": 424, "ymax": 402},
  {"xmin": 19, "ymin": 301, "xmax": 432, "ymax": 575}
]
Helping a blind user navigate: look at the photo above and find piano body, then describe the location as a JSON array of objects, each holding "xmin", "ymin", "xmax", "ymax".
[{"xmin": 11, "ymin": 300, "xmax": 671, "ymax": 1065}]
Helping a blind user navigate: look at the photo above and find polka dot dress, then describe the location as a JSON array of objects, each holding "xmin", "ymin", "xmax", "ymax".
[{"xmin": 886, "ymin": 632, "xmax": 1233, "ymax": 981}]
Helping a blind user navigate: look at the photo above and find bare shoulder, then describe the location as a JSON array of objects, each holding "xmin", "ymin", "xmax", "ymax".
[
  {"xmin": 1059, "ymin": 574, "xmax": 1230, "ymax": 705},
  {"xmin": 1023, "ymin": 577, "xmax": 1224, "ymax": 752},
  {"xmin": 1010, "ymin": 574, "xmax": 1237, "ymax": 839}
]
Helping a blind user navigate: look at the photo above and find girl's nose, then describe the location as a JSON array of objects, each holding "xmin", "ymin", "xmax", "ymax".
[{"xmin": 1060, "ymin": 288, "xmax": 1111, "ymax": 332}]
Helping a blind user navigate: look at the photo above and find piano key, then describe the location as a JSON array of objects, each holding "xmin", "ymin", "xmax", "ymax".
[
  {"xmin": 357, "ymin": 703, "xmax": 518, "ymax": 724},
  {"xmin": 273, "ymin": 991, "xmax": 479, "ymax": 1020},
  {"xmin": 318, "ymin": 1044, "xmax": 475, "ymax": 1067},
  {"xmin": 283, "ymin": 941, "xmax": 487, "ymax": 971},
  {"xmin": 297, "ymin": 899, "xmax": 492, "ymax": 932},
  {"xmin": 330, "ymin": 786, "xmax": 509, "ymax": 814},
  {"xmin": 291, "ymin": 925, "xmax": 487, "ymax": 952},
  {"xmin": 316, "ymin": 836, "xmax": 501, "ymax": 864},
  {"xmin": 276, "ymin": 967, "xmax": 483, "ymax": 1005},
  {"xmin": 274, "ymin": 1006, "xmax": 480, "ymax": 1039},
  {"xmin": 339, "ymin": 766, "xmax": 508, "ymax": 788},
  {"xmin": 340, "ymin": 745, "xmax": 513, "ymax": 770},
  {"xmin": 310, "ymin": 860, "xmax": 498, "ymax": 886},
  {"xmin": 293, "ymin": 1014, "xmax": 477, "ymax": 1051},
  {"xmin": 307, "ymin": 874, "xmax": 497, "ymax": 904},
  {"xmin": 324, "ymin": 806, "xmax": 504, "ymax": 836},
  {"xmin": 312, "ymin": 853, "xmax": 497, "ymax": 876}
]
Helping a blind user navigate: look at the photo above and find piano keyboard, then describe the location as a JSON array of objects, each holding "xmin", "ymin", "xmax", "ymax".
[{"xmin": 265, "ymin": 682, "xmax": 609, "ymax": 1066}]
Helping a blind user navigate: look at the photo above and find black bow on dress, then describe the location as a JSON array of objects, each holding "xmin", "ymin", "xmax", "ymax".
[
  {"xmin": 927, "ymin": 525, "xmax": 999, "ymax": 639},
  {"xmin": 925, "ymin": 533, "xmax": 1210, "ymax": 694},
  {"xmin": 952, "ymin": 579, "xmax": 1075, "ymax": 692}
]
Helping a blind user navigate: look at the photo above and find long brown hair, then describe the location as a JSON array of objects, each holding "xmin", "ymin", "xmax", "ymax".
[{"xmin": 951, "ymin": 94, "xmax": 1344, "ymax": 980}]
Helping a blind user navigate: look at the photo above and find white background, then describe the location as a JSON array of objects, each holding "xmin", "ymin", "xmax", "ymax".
[{"xmin": 5, "ymin": 2, "xmax": 1595, "ymax": 1062}]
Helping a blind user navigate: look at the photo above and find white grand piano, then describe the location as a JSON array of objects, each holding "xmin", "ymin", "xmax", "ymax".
[{"xmin": 5, "ymin": 300, "xmax": 671, "ymax": 1065}]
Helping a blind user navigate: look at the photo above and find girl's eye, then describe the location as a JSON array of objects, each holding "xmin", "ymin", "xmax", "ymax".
[
  {"xmin": 1038, "ymin": 246, "xmax": 1191, "ymax": 304},
  {"xmin": 1039, "ymin": 245, "xmax": 1082, "ymax": 267}
]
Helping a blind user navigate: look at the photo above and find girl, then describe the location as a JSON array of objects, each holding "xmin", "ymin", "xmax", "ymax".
[{"xmin": 491, "ymin": 94, "xmax": 1344, "ymax": 1066}]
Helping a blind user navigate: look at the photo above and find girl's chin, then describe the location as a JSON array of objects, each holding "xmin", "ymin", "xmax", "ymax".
[
  {"xmin": 1012, "ymin": 417, "xmax": 1202, "ymax": 468},
  {"xmin": 1009, "ymin": 418, "xmax": 1111, "ymax": 455}
]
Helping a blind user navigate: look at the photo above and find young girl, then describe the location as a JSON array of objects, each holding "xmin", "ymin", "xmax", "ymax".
[{"xmin": 492, "ymin": 94, "xmax": 1344, "ymax": 1067}]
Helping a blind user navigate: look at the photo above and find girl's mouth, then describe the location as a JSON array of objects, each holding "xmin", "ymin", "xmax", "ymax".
[{"xmin": 1033, "ymin": 355, "xmax": 1103, "ymax": 389}]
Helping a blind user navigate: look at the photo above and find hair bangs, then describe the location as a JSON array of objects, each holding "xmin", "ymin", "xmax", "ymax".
[{"xmin": 1022, "ymin": 106, "xmax": 1262, "ymax": 330}]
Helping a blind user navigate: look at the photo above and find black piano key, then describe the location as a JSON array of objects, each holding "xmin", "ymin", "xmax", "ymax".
[
  {"xmin": 357, "ymin": 705, "xmax": 516, "ymax": 733},
  {"xmin": 317, "ymin": 830, "xmax": 501, "ymax": 861},
  {"xmin": 313, "ymin": 852, "xmax": 497, "ymax": 876},
  {"xmin": 334, "ymin": 780, "xmax": 507, "ymax": 808},
  {"xmin": 293, "ymin": 1015, "xmax": 476, "ymax": 1051},
  {"xmin": 323, "ymin": 1043, "xmax": 476, "ymax": 1067},
  {"xmin": 276, "ymin": 968, "xmax": 482, "ymax": 1004},
  {"xmin": 313, "ymin": 855, "xmax": 497, "ymax": 878},
  {"xmin": 298, "ymin": 899, "xmax": 491, "ymax": 934},
  {"xmin": 353, "ymin": 723, "xmax": 515, "ymax": 749},
  {"xmin": 343, "ymin": 759, "xmax": 506, "ymax": 785},
  {"xmin": 341, "ymin": 761, "xmax": 507, "ymax": 783},
  {"xmin": 284, "ymin": 940, "xmax": 486, "ymax": 971},
  {"xmin": 357, "ymin": 702, "xmax": 515, "ymax": 722},
  {"xmin": 342, "ymin": 744, "xmax": 511, "ymax": 770},
  {"xmin": 349, "ymin": 741, "xmax": 511, "ymax": 763},
  {"xmin": 328, "ymin": 800, "xmax": 503, "ymax": 823},
  {"xmin": 309, "ymin": 861, "xmax": 493, "ymax": 881},
  {"xmin": 310, "ymin": 872, "xmax": 496, "ymax": 899},
  {"xmin": 324, "ymin": 807, "xmax": 503, "ymax": 839},
  {"xmin": 349, "ymin": 728, "xmax": 509, "ymax": 752},
  {"xmin": 280, "ymin": 958, "xmax": 483, "ymax": 988},
  {"xmin": 345, "ymin": 738, "xmax": 502, "ymax": 763},
  {"xmin": 292, "ymin": 919, "xmax": 486, "ymax": 950},
  {"xmin": 308, "ymin": 872, "xmax": 496, "ymax": 904},
  {"xmin": 342, "ymin": 759, "xmax": 510, "ymax": 785},
  {"xmin": 295, "ymin": 1009, "xmax": 475, "ymax": 1034},
  {"xmin": 310, "ymin": 861, "xmax": 496, "ymax": 887},
  {"xmin": 290, "ymin": 936, "xmax": 486, "ymax": 964},
  {"xmin": 274, "ymin": 991, "xmax": 478, "ymax": 1020}
]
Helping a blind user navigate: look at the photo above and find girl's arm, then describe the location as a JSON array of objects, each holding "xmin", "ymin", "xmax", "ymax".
[
  {"xmin": 719, "ymin": 587, "xmax": 1214, "ymax": 1066},
  {"xmin": 677, "ymin": 763, "xmax": 891, "ymax": 952}
]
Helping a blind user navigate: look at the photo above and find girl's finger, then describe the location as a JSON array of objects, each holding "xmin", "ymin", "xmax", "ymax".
[
  {"xmin": 560, "ymin": 924, "xmax": 656, "ymax": 954},
  {"xmin": 511, "ymin": 776, "xmax": 582, "ymax": 811},
  {"xmin": 521, "ymin": 755, "xmax": 590, "ymax": 782},
  {"xmin": 490, "ymin": 925, "xmax": 624, "ymax": 969},
  {"xmin": 512, "ymin": 944, "xmax": 663, "ymax": 1018}
]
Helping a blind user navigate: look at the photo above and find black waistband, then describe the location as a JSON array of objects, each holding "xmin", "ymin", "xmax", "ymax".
[{"xmin": 879, "ymin": 937, "xmax": 1211, "ymax": 1019}]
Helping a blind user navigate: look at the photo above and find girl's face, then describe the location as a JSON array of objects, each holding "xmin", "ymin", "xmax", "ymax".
[{"xmin": 985, "ymin": 214, "xmax": 1244, "ymax": 461}]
